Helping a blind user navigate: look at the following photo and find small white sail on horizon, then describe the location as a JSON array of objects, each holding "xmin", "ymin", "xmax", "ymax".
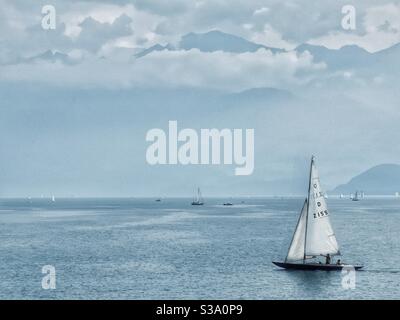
[
  {"xmin": 191, "ymin": 187, "xmax": 204, "ymax": 205},
  {"xmin": 285, "ymin": 157, "xmax": 340, "ymax": 262}
]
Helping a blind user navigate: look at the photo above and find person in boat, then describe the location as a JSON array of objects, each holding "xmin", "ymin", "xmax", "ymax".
[
  {"xmin": 336, "ymin": 259, "xmax": 342, "ymax": 265},
  {"xmin": 325, "ymin": 254, "xmax": 331, "ymax": 264}
]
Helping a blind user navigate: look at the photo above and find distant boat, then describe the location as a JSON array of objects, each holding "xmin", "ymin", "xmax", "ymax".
[
  {"xmin": 191, "ymin": 187, "xmax": 204, "ymax": 205},
  {"xmin": 223, "ymin": 202, "xmax": 233, "ymax": 206},
  {"xmin": 273, "ymin": 156, "xmax": 363, "ymax": 271},
  {"xmin": 155, "ymin": 198, "xmax": 161, "ymax": 202},
  {"xmin": 352, "ymin": 191, "xmax": 361, "ymax": 201},
  {"xmin": 51, "ymin": 195, "xmax": 56, "ymax": 202}
]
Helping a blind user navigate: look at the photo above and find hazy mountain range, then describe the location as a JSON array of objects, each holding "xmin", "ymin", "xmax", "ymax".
[
  {"xmin": 1, "ymin": 29, "xmax": 399, "ymax": 197},
  {"xmin": 21, "ymin": 30, "xmax": 399, "ymax": 76},
  {"xmin": 135, "ymin": 30, "xmax": 284, "ymax": 57},
  {"xmin": 133, "ymin": 30, "xmax": 400, "ymax": 72},
  {"xmin": 332, "ymin": 164, "xmax": 400, "ymax": 195}
]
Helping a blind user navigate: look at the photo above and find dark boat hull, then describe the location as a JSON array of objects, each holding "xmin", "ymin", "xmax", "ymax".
[{"xmin": 272, "ymin": 261, "xmax": 363, "ymax": 271}]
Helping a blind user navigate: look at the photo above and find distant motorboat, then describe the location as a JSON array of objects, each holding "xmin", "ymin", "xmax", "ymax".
[
  {"xmin": 191, "ymin": 187, "xmax": 204, "ymax": 205},
  {"xmin": 223, "ymin": 202, "xmax": 233, "ymax": 206},
  {"xmin": 155, "ymin": 198, "xmax": 161, "ymax": 202},
  {"xmin": 272, "ymin": 156, "xmax": 363, "ymax": 271}
]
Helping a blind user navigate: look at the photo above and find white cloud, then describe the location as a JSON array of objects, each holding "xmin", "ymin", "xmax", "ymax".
[
  {"xmin": 253, "ymin": 7, "xmax": 270, "ymax": 16},
  {"xmin": 250, "ymin": 24, "xmax": 297, "ymax": 50},
  {"xmin": 2, "ymin": 0, "xmax": 400, "ymax": 59},
  {"xmin": 0, "ymin": 49, "xmax": 325, "ymax": 91},
  {"xmin": 309, "ymin": 3, "xmax": 400, "ymax": 52},
  {"xmin": 61, "ymin": 4, "xmax": 163, "ymax": 47},
  {"xmin": 73, "ymin": 14, "xmax": 133, "ymax": 53}
]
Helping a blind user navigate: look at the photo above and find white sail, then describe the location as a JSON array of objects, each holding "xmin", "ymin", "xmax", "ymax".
[
  {"xmin": 305, "ymin": 159, "xmax": 340, "ymax": 257},
  {"xmin": 286, "ymin": 199, "xmax": 308, "ymax": 262},
  {"xmin": 192, "ymin": 187, "xmax": 204, "ymax": 204},
  {"xmin": 197, "ymin": 188, "xmax": 203, "ymax": 202}
]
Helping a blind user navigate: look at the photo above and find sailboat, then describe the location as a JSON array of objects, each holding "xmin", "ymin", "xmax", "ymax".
[
  {"xmin": 191, "ymin": 187, "xmax": 204, "ymax": 205},
  {"xmin": 273, "ymin": 157, "xmax": 363, "ymax": 271},
  {"xmin": 352, "ymin": 191, "xmax": 360, "ymax": 201}
]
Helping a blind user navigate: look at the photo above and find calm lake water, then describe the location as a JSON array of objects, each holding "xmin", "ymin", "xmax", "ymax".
[{"xmin": 0, "ymin": 197, "xmax": 399, "ymax": 299}]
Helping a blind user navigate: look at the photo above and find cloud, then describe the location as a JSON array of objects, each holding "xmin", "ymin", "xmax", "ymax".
[
  {"xmin": 253, "ymin": 7, "xmax": 270, "ymax": 16},
  {"xmin": 250, "ymin": 24, "xmax": 297, "ymax": 50},
  {"xmin": 2, "ymin": 0, "xmax": 400, "ymax": 60},
  {"xmin": 0, "ymin": 48, "xmax": 325, "ymax": 91},
  {"xmin": 308, "ymin": 3, "xmax": 400, "ymax": 53},
  {"xmin": 75, "ymin": 14, "xmax": 133, "ymax": 52},
  {"xmin": 0, "ymin": 0, "xmax": 399, "ymax": 88},
  {"xmin": 131, "ymin": 0, "xmax": 192, "ymax": 15}
]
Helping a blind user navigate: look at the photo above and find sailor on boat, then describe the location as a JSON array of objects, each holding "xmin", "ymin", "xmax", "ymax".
[
  {"xmin": 325, "ymin": 254, "xmax": 331, "ymax": 264},
  {"xmin": 272, "ymin": 156, "xmax": 363, "ymax": 271}
]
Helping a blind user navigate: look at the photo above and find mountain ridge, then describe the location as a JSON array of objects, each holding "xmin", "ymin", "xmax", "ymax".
[
  {"xmin": 135, "ymin": 30, "xmax": 285, "ymax": 58},
  {"xmin": 332, "ymin": 164, "xmax": 400, "ymax": 195}
]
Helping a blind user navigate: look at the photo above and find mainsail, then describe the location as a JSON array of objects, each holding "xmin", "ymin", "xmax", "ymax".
[
  {"xmin": 192, "ymin": 187, "xmax": 204, "ymax": 204},
  {"xmin": 195, "ymin": 188, "xmax": 203, "ymax": 202},
  {"xmin": 305, "ymin": 158, "xmax": 340, "ymax": 257},
  {"xmin": 285, "ymin": 157, "xmax": 340, "ymax": 262}
]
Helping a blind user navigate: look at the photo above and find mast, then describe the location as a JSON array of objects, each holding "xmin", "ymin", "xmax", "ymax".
[{"xmin": 303, "ymin": 156, "xmax": 314, "ymax": 262}]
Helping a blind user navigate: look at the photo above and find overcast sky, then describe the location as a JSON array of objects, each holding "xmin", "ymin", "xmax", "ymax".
[
  {"xmin": 1, "ymin": 0, "xmax": 399, "ymax": 89},
  {"xmin": 0, "ymin": 1, "xmax": 399, "ymax": 197}
]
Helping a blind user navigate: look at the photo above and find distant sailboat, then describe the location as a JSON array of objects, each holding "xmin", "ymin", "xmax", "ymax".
[
  {"xmin": 273, "ymin": 157, "xmax": 363, "ymax": 271},
  {"xmin": 352, "ymin": 191, "xmax": 361, "ymax": 201},
  {"xmin": 51, "ymin": 195, "xmax": 56, "ymax": 202},
  {"xmin": 191, "ymin": 187, "xmax": 204, "ymax": 205}
]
